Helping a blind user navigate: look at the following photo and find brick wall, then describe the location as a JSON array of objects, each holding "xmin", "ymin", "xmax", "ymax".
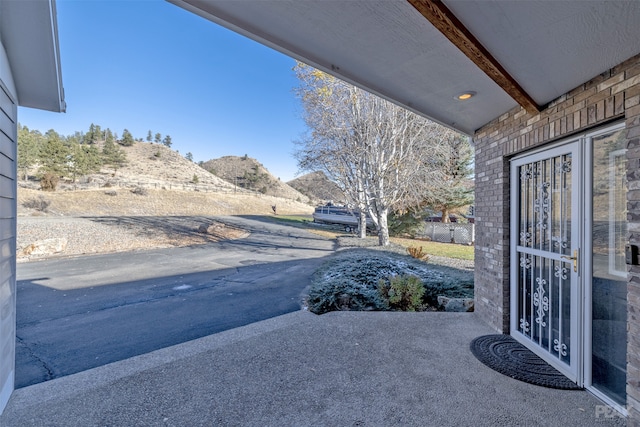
[{"xmin": 473, "ymin": 53, "xmax": 640, "ymax": 424}]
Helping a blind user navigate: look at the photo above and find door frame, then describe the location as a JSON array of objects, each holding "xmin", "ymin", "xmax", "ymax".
[
  {"xmin": 509, "ymin": 139, "xmax": 583, "ymax": 382},
  {"xmin": 509, "ymin": 121, "xmax": 628, "ymax": 410},
  {"xmin": 582, "ymin": 121, "xmax": 628, "ymax": 414}
]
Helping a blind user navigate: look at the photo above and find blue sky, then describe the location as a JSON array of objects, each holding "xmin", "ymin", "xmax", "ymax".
[{"xmin": 18, "ymin": 0, "xmax": 306, "ymax": 182}]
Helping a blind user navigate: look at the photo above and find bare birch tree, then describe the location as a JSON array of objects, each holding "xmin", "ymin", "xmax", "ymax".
[
  {"xmin": 294, "ymin": 63, "xmax": 465, "ymax": 245},
  {"xmin": 294, "ymin": 65, "xmax": 370, "ymax": 237}
]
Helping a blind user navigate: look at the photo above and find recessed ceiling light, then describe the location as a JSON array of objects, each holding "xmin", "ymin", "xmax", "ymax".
[{"xmin": 455, "ymin": 91, "xmax": 476, "ymax": 101}]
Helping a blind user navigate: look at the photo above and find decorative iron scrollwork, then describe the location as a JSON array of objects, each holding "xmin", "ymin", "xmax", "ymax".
[
  {"xmin": 554, "ymin": 265, "xmax": 568, "ymax": 280},
  {"xmin": 533, "ymin": 277, "xmax": 549, "ymax": 327},
  {"xmin": 520, "ymin": 165, "xmax": 533, "ymax": 181},
  {"xmin": 534, "ymin": 182, "xmax": 550, "ymax": 230},
  {"xmin": 520, "ymin": 256, "xmax": 532, "ymax": 270},
  {"xmin": 551, "ymin": 236, "xmax": 568, "ymax": 249},
  {"xmin": 553, "ymin": 338, "xmax": 568, "ymax": 357}
]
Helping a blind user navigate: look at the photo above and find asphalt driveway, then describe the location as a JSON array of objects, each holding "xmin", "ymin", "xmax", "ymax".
[{"xmin": 16, "ymin": 215, "xmax": 336, "ymax": 388}]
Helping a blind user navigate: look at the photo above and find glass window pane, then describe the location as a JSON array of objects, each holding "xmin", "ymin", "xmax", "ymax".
[{"xmin": 591, "ymin": 129, "xmax": 627, "ymax": 406}]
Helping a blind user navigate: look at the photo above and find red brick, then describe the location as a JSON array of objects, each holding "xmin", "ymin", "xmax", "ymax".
[
  {"xmin": 629, "ymin": 84, "xmax": 640, "ymax": 99},
  {"xmin": 564, "ymin": 99, "xmax": 586, "ymax": 115},
  {"xmin": 628, "ymin": 63, "xmax": 640, "ymax": 79},
  {"xmin": 597, "ymin": 72, "xmax": 625, "ymax": 92},
  {"xmin": 615, "ymin": 93, "xmax": 625, "ymax": 115},
  {"xmin": 587, "ymin": 104, "xmax": 597, "ymax": 124},
  {"xmin": 554, "ymin": 97, "xmax": 574, "ymax": 113},
  {"xmin": 580, "ymin": 107, "xmax": 589, "ymax": 128},
  {"xmin": 587, "ymin": 89, "xmax": 613, "ymax": 106},
  {"xmin": 628, "ymin": 103, "xmax": 640, "ymax": 119},
  {"xmin": 627, "ymin": 95, "xmax": 640, "ymax": 109},
  {"xmin": 612, "ymin": 74, "xmax": 640, "ymax": 94},
  {"xmin": 547, "ymin": 109, "xmax": 564, "ymax": 123},
  {"xmin": 547, "ymin": 94, "xmax": 567, "ymax": 108},
  {"xmin": 613, "ymin": 55, "xmax": 639, "ymax": 74},
  {"xmin": 605, "ymin": 96, "xmax": 615, "ymax": 118},
  {"xmin": 596, "ymin": 99, "xmax": 605, "ymax": 121},
  {"xmin": 567, "ymin": 84, "xmax": 585, "ymax": 98},
  {"xmin": 585, "ymin": 71, "xmax": 610, "ymax": 90},
  {"xmin": 574, "ymin": 86, "xmax": 597, "ymax": 103},
  {"xmin": 566, "ymin": 114, "xmax": 574, "ymax": 133}
]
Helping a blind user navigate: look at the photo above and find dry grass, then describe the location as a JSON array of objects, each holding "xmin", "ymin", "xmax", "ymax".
[
  {"xmin": 390, "ymin": 237, "xmax": 474, "ymax": 260},
  {"xmin": 268, "ymin": 216, "xmax": 474, "ymax": 260},
  {"xmin": 18, "ymin": 140, "xmax": 316, "ymax": 218},
  {"xmin": 18, "ymin": 188, "xmax": 313, "ymax": 217}
]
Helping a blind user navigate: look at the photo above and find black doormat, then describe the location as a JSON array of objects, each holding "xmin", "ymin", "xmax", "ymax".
[{"xmin": 470, "ymin": 335, "xmax": 582, "ymax": 390}]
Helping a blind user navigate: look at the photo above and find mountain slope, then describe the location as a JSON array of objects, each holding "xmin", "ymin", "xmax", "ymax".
[
  {"xmin": 201, "ymin": 156, "xmax": 309, "ymax": 202},
  {"xmin": 287, "ymin": 171, "xmax": 344, "ymax": 204},
  {"xmin": 18, "ymin": 142, "xmax": 313, "ymax": 216}
]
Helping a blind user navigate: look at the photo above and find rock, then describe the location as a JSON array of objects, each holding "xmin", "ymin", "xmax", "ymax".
[
  {"xmin": 198, "ymin": 223, "xmax": 224, "ymax": 234},
  {"xmin": 437, "ymin": 295, "xmax": 450, "ymax": 307},
  {"xmin": 22, "ymin": 238, "xmax": 68, "ymax": 256},
  {"xmin": 207, "ymin": 224, "xmax": 223, "ymax": 234},
  {"xmin": 437, "ymin": 296, "xmax": 474, "ymax": 312}
]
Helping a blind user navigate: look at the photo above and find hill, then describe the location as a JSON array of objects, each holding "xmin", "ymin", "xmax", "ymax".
[
  {"xmin": 18, "ymin": 142, "xmax": 313, "ymax": 216},
  {"xmin": 201, "ymin": 156, "xmax": 310, "ymax": 203},
  {"xmin": 287, "ymin": 171, "xmax": 344, "ymax": 204}
]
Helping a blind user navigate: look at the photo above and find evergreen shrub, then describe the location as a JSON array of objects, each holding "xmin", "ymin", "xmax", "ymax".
[{"xmin": 305, "ymin": 249, "xmax": 473, "ymax": 314}]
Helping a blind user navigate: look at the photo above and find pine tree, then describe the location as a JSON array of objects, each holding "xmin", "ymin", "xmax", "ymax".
[
  {"xmin": 67, "ymin": 144, "xmax": 102, "ymax": 182},
  {"xmin": 421, "ymin": 134, "xmax": 474, "ymax": 222},
  {"xmin": 154, "ymin": 133, "xmax": 162, "ymax": 144},
  {"xmin": 146, "ymin": 130, "xmax": 152, "ymax": 142},
  {"xmin": 120, "ymin": 129, "xmax": 135, "ymax": 146},
  {"xmin": 105, "ymin": 128, "xmax": 114, "ymax": 145},
  {"xmin": 17, "ymin": 125, "xmax": 42, "ymax": 181},
  {"xmin": 185, "ymin": 152, "xmax": 193, "ymax": 162},
  {"xmin": 94, "ymin": 124, "xmax": 102, "ymax": 142},
  {"xmin": 102, "ymin": 135, "xmax": 127, "ymax": 173},
  {"xmin": 84, "ymin": 123, "xmax": 98, "ymax": 144},
  {"xmin": 162, "ymin": 135, "xmax": 172, "ymax": 148},
  {"xmin": 39, "ymin": 129, "xmax": 69, "ymax": 176}
]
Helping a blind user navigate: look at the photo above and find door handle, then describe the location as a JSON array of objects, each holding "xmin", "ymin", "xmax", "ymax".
[{"xmin": 561, "ymin": 249, "xmax": 578, "ymax": 273}]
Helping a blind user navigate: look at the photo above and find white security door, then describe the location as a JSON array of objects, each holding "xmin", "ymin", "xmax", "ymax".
[{"xmin": 510, "ymin": 142, "xmax": 581, "ymax": 381}]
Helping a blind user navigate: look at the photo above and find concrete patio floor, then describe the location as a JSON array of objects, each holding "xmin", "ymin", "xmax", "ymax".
[{"xmin": 0, "ymin": 311, "xmax": 626, "ymax": 426}]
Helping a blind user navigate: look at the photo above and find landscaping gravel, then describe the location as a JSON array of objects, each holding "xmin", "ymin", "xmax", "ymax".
[
  {"xmin": 16, "ymin": 216, "xmax": 247, "ymax": 262},
  {"xmin": 17, "ymin": 217, "xmax": 474, "ymax": 276}
]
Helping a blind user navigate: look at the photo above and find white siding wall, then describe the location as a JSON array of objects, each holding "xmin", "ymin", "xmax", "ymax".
[{"xmin": 0, "ymin": 38, "xmax": 16, "ymax": 412}]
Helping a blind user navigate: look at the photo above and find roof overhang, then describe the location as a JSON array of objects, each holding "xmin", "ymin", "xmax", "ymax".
[
  {"xmin": 0, "ymin": 0, "xmax": 65, "ymax": 112},
  {"xmin": 168, "ymin": 0, "xmax": 640, "ymax": 135}
]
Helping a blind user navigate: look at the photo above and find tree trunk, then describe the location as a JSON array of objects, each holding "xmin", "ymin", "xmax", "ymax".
[
  {"xmin": 358, "ymin": 210, "xmax": 367, "ymax": 238},
  {"xmin": 356, "ymin": 174, "xmax": 368, "ymax": 238},
  {"xmin": 377, "ymin": 208, "xmax": 390, "ymax": 246},
  {"xmin": 441, "ymin": 208, "xmax": 450, "ymax": 223}
]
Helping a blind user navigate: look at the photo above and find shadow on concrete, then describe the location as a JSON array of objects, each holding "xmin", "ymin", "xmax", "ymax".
[{"xmin": 16, "ymin": 256, "xmax": 329, "ymax": 389}]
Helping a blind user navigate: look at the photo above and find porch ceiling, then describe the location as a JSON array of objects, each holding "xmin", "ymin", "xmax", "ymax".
[
  {"xmin": 169, "ymin": 0, "xmax": 640, "ymax": 135},
  {"xmin": 0, "ymin": 0, "xmax": 65, "ymax": 112}
]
